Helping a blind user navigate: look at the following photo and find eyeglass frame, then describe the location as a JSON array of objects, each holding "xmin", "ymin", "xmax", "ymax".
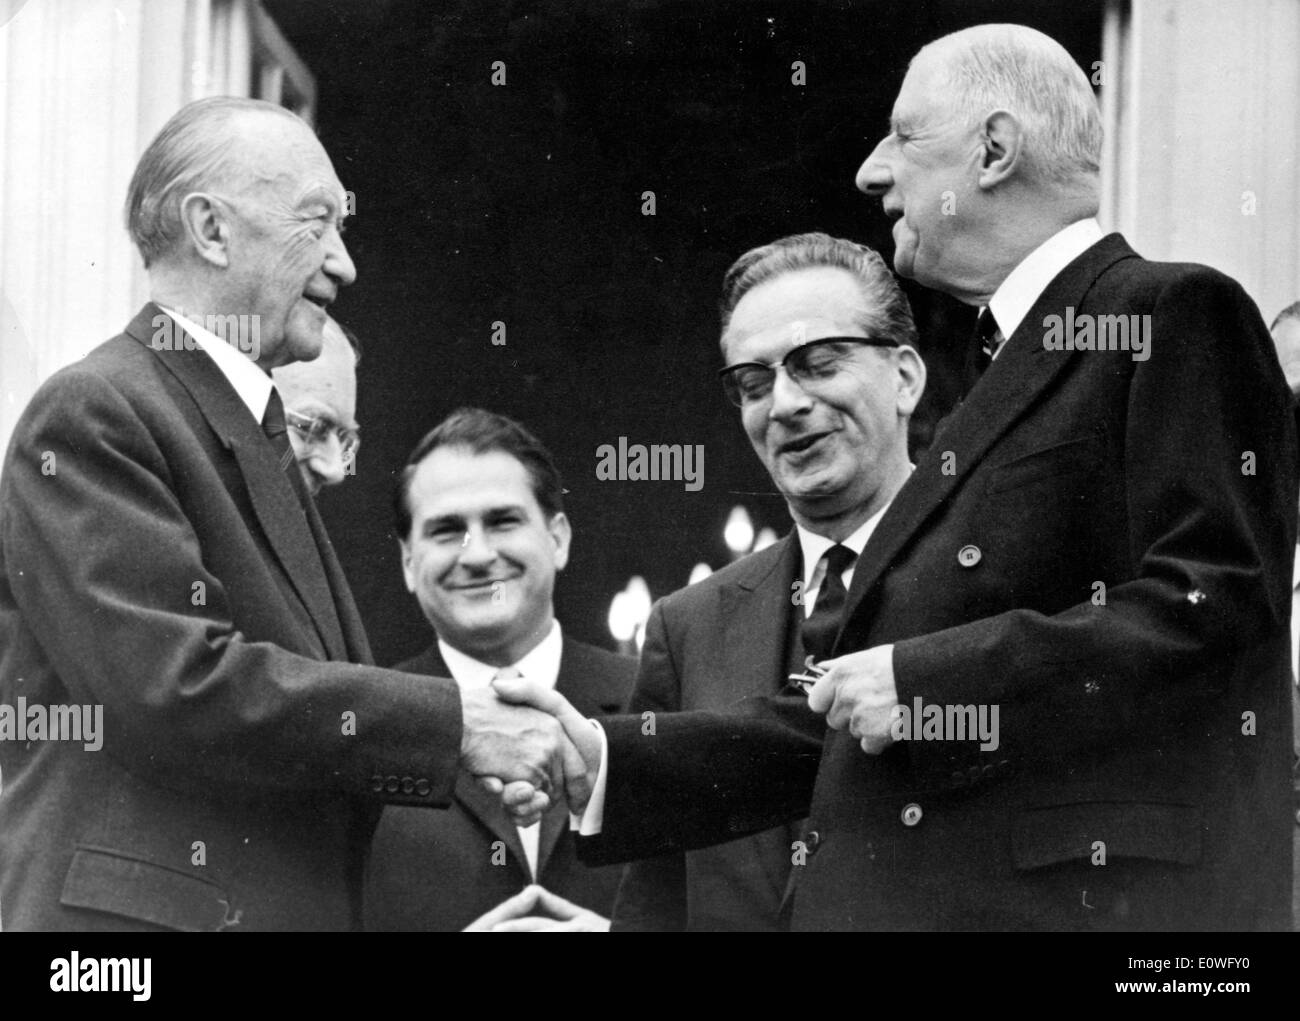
[
  {"xmin": 284, "ymin": 407, "xmax": 361, "ymax": 465},
  {"xmin": 718, "ymin": 335, "xmax": 901, "ymax": 407}
]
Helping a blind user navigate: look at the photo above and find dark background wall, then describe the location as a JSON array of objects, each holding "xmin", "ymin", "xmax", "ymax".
[{"xmin": 264, "ymin": 0, "xmax": 1103, "ymax": 665}]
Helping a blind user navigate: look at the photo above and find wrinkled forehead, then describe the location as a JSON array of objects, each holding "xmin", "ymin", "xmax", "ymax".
[
  {"xmin": 896, "ymin": 40, "xmax": 979, "ymax": 129},
  {"xmin": 722, "ymin": 267, "xmax": 871, "ymax": 362},
  {"xmin": 227, "ymin": 112, "xmax": 346, "ymax": 200}
]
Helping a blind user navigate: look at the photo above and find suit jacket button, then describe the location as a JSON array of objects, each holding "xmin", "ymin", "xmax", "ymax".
[
  {"xmin": 400, "ymin": 776, "xmax": 415, "ymax": 795},
  {"xmin": 805, "ymin": 829, "xmax": 821, "ymax": 850},
  {"xmin": 901, "ymin": 803, "xmax": 923, "ymax": 827},
  {"xmin": 957, "ymin": 545, "xmax": 982, "ymax": 567},
  {"xmin": 415, "ymin": 778, "xmax": 431, "ymax": 797},
  {"xmin": 369, "ymin": 774, "xmax": 385, "ymax": 793},
  {"xmin": 951, "ymin": 770, "xmax": 966, "ymax": 788},
  {"xmin": 384, "ymin": 775, "xmax": 400, "ymax": 793}
]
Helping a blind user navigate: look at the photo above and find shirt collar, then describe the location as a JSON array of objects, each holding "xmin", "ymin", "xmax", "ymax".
[
  {"xmin": 158, "ymin": 305, "xmax": 274, "ymax": 422},
  {"xmin": 986, "ymin": 218, "xmax": 1104, "ymax": 351},
  {"xmin": 1292, "ymin": 546, "xmax": 1300, "ymax": 590},
  {"xmin": 436, "ymin": 619, "xmax": 563, "ymax": 691},
  {"xmin": 796, "ymin": 500, "xmax": 888, "ymax": 591}
]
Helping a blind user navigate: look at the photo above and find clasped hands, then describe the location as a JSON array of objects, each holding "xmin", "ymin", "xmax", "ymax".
[
  {"xmin": 459, "ymin": 679, "xmax": 602, "ymax": 827},
  {"xmin": 461, "ymin": 643, "xmax": 898, "ymax": 826}
]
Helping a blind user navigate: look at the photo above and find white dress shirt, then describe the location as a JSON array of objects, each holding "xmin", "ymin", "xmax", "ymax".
[
  {"xmin": 438, "ymin": 620, "xmax": 563, "ymax": 878},
  {"xmin": 984, "ymin": 218, "xmax": 1104, "ymax": 360},
  {"xmin": 158, "ymin": 305, "xmax": 274, "ymax": 422},
  {"xmin": 796, "ymin": 503, "xmax": 890, "ymax": 618}
]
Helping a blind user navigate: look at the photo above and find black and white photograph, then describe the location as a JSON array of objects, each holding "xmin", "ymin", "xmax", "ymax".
[{"xmin": 0, "ymin": 0, "xmax": 1295, "ymax": 994}]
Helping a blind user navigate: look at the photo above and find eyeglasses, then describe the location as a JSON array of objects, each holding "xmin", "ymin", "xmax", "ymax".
[
  {"xmin": 718, "ymin": 336, "xmax": 900, "ymax": 407},
  {"xmin": 285, "ymin": 408, "xmax": 360, "ymax": 466}
]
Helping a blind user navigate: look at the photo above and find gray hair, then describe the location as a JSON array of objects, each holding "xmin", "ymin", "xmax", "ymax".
[
  {"xmin": 925, "ymin": 24, "xmax": 1102, "ymax": 185},
  {"xmin": 125, "ymin": 96, "xmax": 302, "ymax": 268},
  {"xmin": 719, "ymin": 232, "xmax": 918, "ymax": 349}
]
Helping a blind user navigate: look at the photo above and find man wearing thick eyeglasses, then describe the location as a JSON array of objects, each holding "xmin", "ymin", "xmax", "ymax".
[
  {"xmin": 610, "ymin": 232, "xmax": 925, "ymax": 930},
  {"xmin": 273, "ymin": 315, "xmax": 362, "ymax": 496}
]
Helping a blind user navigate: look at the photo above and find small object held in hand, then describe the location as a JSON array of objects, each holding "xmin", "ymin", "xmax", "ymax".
[{"xmin": 788, "ymin": 656, "xmax": 828, "ymax": 694}]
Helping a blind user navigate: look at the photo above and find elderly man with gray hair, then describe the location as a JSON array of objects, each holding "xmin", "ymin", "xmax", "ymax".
[{"xmin": 0, "ymin": 96, "xmax": 577, "ymax": 931}]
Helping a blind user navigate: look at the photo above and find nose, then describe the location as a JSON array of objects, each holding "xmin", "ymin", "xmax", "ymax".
[
  {"xmin": 855, "ymin": 137, "xmax": 893, "ymax": 197},
  {"xmin": 304, "ymin": 436, "xmax": 347, "ymax": 490},
  {"xmin": 768, "ymin": 365, "xmax": 814, "ymax": 423},
  {"xmin": 325, "ymin": 227, "xmax": 357, "ymax": 288},
  {"xmin": 458, "ymin": 524, "xmax": 497, "ymax": 567}
]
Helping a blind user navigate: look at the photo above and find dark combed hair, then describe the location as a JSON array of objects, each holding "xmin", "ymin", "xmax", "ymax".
[
  {"xmin": 393, "ymin": 407, "xmax": 565, "ymax": 540},
  {"xmin": 718, "ymin": 232, "xmax": 918, "ymax": 349}
]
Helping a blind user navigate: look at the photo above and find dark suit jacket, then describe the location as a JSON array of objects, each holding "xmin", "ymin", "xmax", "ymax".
[
  {"xmin": 586, "ymin": 235, "xmax": 1298, "ymax": 931},
  {"xmin": 364, "ymin": 637, "xmax": 634, "ymax": 931},
  {"xmin": 612, "ymin": 535, "xmax": 807, "ymax": 931},
  {"xmin": 0, "ymin": 304, "xmax": 464, "ymax": 931}
]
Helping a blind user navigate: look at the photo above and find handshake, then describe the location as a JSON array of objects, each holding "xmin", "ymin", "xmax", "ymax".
[
  {"xmin": 458, "ymin": 677, "xmax": 603, "ymax": 826},
  {"xmin": 456, "ymin": 643, "xmax": 902, "ymax": 826}
]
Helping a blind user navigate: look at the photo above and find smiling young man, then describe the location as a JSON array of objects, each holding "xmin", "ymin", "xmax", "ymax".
[{"xmin": 364, "ymin": 408, "xmax": 634, "ymax": 931}]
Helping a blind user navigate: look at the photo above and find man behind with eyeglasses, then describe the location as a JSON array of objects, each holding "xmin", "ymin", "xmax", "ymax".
[
  {"xmin": 273, "ymin": 315, "xmax": 361, "ymax": 496},
  {"xmin": 610, "ymin": 232, "xmax": 925, "ymax": 930}
]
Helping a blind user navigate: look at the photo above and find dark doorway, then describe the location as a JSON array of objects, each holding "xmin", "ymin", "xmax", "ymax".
[{"xmin": 265, "ymin": 0, "xmax": 1104, "ymax": 664}]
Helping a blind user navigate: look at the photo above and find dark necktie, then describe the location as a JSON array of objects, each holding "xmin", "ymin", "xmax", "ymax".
[
  {"xmin": 801, "ymin": 544, "xmax": 857, "ymax": 661},
  {"xmin": 973, "ymin": 306, "xmax": 1005, "ymax": 376},
  {"xmin": 262, "ymin": 387, "xmax": 310, "ymax": 508}
]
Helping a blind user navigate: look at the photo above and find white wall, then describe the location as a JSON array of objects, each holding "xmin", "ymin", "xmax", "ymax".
[{"xmin": 1101, "ymin": 0, "xmax": 1300, "ymax": 323}]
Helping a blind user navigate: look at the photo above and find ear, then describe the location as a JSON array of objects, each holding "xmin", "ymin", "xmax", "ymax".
[
  {"xmin": 977, "ymin": 110, "xmax": 1024, "ymax": 190},
  {"xmin": 178, "ymin": 192, "xmax": 231, "ymax": 268},
  {"xmin": 398, "ymin": 538, "xmax": 417, "ymax": 594},
  {"xmin": 893, "ymin": 345, "xmax": 927, "ymax": 417},
  {"xmin": 547, "ymin": 512, "xmax": 572, "ymax": 572}
]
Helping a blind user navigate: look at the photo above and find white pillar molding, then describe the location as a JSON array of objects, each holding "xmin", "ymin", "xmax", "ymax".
[{"xmin": 1100, "ymin": 0, "xmax": 1300, "ymax": 322}]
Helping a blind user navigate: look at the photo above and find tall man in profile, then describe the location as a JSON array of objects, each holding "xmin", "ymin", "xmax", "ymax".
[
  {"xmin": 365, "ymin": 408, "xmax": 633, "ymax": 931},
  {"xmin": 613, "ymin": 234, "xmax": 924, "ymax": 931},
  {"xmin": 0, "ymin": 97, "xmax": 573, "ymax": 931},
  {"xmin": 511, "ymin": 24, "xmax": 1296, "ymax": 931}
]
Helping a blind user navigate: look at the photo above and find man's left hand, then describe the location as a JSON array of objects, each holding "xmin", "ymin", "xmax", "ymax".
[{"xmin": 807, "ymin": 644, "xmax": 898, "ymax": 754}]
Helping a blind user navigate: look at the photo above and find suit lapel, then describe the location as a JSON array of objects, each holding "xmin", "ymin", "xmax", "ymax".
[
  {"xmin": 125, "ymin": 304, "xmax": 348, "ymax": 661},
  {"xmin": 408, "ymin": 645, "xmax": 531, "ymax": 880},
  {"xmin": 836, "ymin": 235, "xmax": 1139, "ymax": 644},
  {"xmin": 719, "ymin": 535, "xmax": 803, "ymax": 701}
]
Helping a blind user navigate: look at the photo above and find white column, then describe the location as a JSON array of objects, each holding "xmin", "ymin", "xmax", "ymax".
[{"xmin": 1100, "ymin": 0, "xmax": 1300, "ymax": 322}]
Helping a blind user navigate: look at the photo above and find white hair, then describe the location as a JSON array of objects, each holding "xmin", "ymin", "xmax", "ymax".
[
  {"xmin": 125, "ymin": 97, "xmax": 302, "ymax": 268},
  {"xmin": 923, "ymin": 24, "xmax": 1102, "ymax": 186}
]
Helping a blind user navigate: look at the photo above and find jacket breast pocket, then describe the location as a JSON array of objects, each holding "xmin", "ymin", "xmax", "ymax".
[
  {"xmin": 1010, "ymin": 800, "xmax": 1202, "ymax": 870},
  {"xmin": 60, "ymin": 845, "xmax": 239, "ymax": 931},
  {"xmin": 985, "ymin": 434, "xmax": 1103, "ymax": 495}
]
